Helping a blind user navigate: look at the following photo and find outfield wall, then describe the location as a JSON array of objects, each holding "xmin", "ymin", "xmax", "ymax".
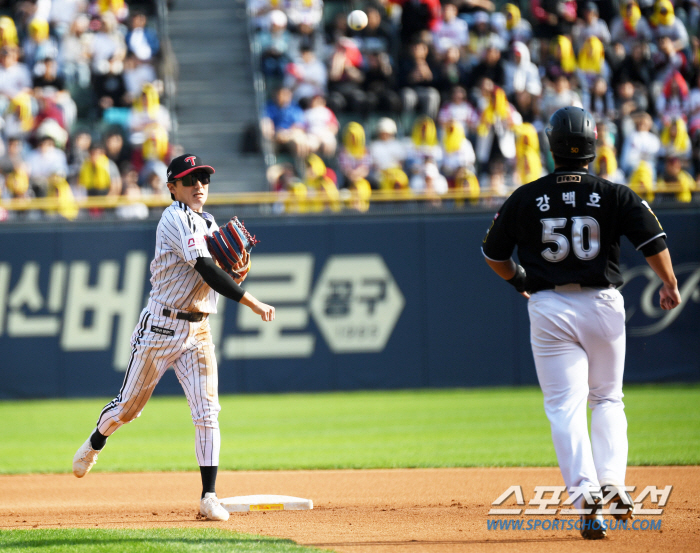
[{"xmin": 0, "ymin": 209, "xmax": 698, "ymax": 398}]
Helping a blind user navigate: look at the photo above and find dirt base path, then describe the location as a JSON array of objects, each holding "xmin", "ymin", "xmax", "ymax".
[{"xmin": 1, "ymin": 467, "xmax": 698, "ymax": 552}]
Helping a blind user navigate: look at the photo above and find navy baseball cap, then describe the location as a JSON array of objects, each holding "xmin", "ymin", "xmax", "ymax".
[{"xmin": 166, "ymin": 153, "xmax": 215, "ymax": 182}]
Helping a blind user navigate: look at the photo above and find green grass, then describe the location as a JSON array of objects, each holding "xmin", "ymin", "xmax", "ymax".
[
  {"xmin": 0, "ymin": 385, "xmax": 698, "ymax": 474},
  {"xmin": 0, "ymin": 528, "xmax": 325, "ymax": 552}
]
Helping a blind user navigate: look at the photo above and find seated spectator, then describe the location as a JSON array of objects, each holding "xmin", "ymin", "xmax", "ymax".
[
  {"xmin": 659, "ymin": 117, "xmax": 692, "ymax": 163},
  {"xmin": 628, "ymin": 159, "xmax": 656, "ymax": 202},
  {"xmin": 469, "ymin": 35, "xmax": 507, "ymax": 88},
  {"xmin": 302, "ymin": 94, "xmax": 338, "ymax": 158},
  {"xmin": 261, "ymin": 86, "xmax": 311, "ymax": 159},
  {"xmin": 136, "ymin": 125, "xmax": 170, "ymax": 182},
  {"xmin": 284, "ymin": 44, "xmax": 327, "ymax": 105},
  {"xmin": 404, "ymin": 116, "xmax": 443, "ymax": 186},
  {"xmin": 504, "ymin": 41, "xmax": 542, "ymax": 97},
  {"xmin": 363, "ymin": 48, "xmax": 403, "ymax": 114},
  {"xmin": 620, "ymin": 112, "xmax": 661, "ymax": 176},
  {"xmin": 125, "ymin": 10, "xmax": 160, "ymax": 64},
  {"xmin": 512, "ymin": 89, "xmax": 542, "ymax": 128},
  {"xmin": 474, "ymin": 80, "xmax": 521, "ymax": 167},
  {"xmin": 78, "ymin": 141, "xmax": 121, "ymax": 196},
  {"xmin": 46, "ymin": 174, "xmax": 79, "ymax": 220},
  {"xmin": 26, "ymin": 132, "xmax": 68, "ymax": 198},
  {"xmin": 465, "ymin": 11, "xmax": 495, "ymax": 66},
  {"xmin": 399, "ymin": 0, "xmax": 441, "ymax": 45},
  {"xmin": 398, "ymin": 39, "xmax": 441, "ymax": 119},
  {"xmin": 67, "ymin": 129, "xmax": 92, "ymax": 184},
  {"xmin": 0, "ymin": 16, "xmax": 18, "ymax": 50},
  {"xmin": 288, "ymin": 21, "xmax": 326, "ymax": 61},
  {"xmin": 656, "ymin": 71, "xmax": 690, "ymax": 125},
  {"xmin": 59, "ymin": 14, "xmax": 92, "ymax": 89},
  {"xmin": 129, "ymin": 83, "xmax": 172, "ymax": 146},
  {"xmin": 433, "ymin": 1, "xmax": 469, "ymax": 60},
  {"xmin": 583, "ymin": 75, "xmax": 616, "ymax": 124},
  {"xmin": 614, "ymin": 78, "xmax": 648, "ymax": 145},
  {"xmin": 327, "ymin": 37, "xmax": 368, "ymax": 114},
  {"xmin": 351, "ymin": 5, "xmax": 396, "ymax": 59},
  {"xmin": 49, "ymin": 0, "xmax": 84, "ymax": 39},
  {"xmin": 103, "ymin": 127, "xmax": 131, "ymax": 169},
  {"xmin": 503, "ymin": 3, "xmax": 533, "ymax": 44},
  {"xmin": 610, "ymin": 0, "xmax": 653, "ymax": 53},
  {"xmin": 4, "ymin": 91, "xmax": 35, "ymax": 140},
  {"xmin": 3, "ymin": 167, "xmax": 30, "ymax": 199},
  {"xmin": 592, "ymin": 144, "xmax": 626, "ymax": 182},
  {"xmin": 540, "ymin": 74, "xmax": 583, "ymax": 122},
  {"xmin": 453, "ymin": 165, "xmax": 480, "ymax": 201},
  {"xmin": 259, "ymin": 10, "xmax": 291, "ymax": 78},
  {"xmin": 577, "ymin": 36, "xmax": 611, "ymax": 95},
  {"xmin": 616, "ymin": 41, "xmax": 654, "ymax": 89},
  {"xmin": 115, "ymin": 176, "xmax": 150, "ymax": 220},
  {"xmin": 652, "ymin": 37, "xmax": 688, "ymax": 90},
  {"xmin": 656, "ymin": 156, "xmax": 695, "ymax": 202},
  {"xmin": 286, "ymin": 0, "xmax": 324, "ymax": 30},
  {"xmin": 438, "ymin": 85, "xmax": 480, "ymax": 135},
  {"xmin": 90, "ymin": 12, "xmax": 127, "ymax": 76},
  {"xmin": 32, "ymin": 54, "xmax": 66, "ymax": 96},
  {"xmin": 513, "ymin": 122, "xmax": 543, "ymax": 185},
  {"xmin": 440, "ymin": 119, "xmax": 476, "ymax": 184},
  {"xmin": 572, "ymin": 2, "xmax": 611, "ymax": 51},
  {"xmin": 93, "ymin": 51, "xmax": 129, "ymax": 116},
  {"xmin": 0, "ymin": 45, "xmax": 32, "ymax": 101},
  {"xmin": 413, "ymin": 159, "xmax": 448, "ymax": 195},
  {"xmin": 93, "ymin": 0, "xmax": 130, "ymax": 23},
  {"xmin": 302, "ymin": 153, "xmax": 341, "ymax": 212},
  {"xmin": 368, "ymin": 117, "xmax": 407, "ymax": 187},
  {"xmin": 531, "ymin": 0, "xmax": 578, "ymax": 39},
  {"xmin": 543, "ymin": 35, "xmax": 577, "ymax": 83},
  {"xmin": 433, "ymin": 45, "xmax": 466, "ymax": 93},
  {"xmin": 22, "ymin": 19, "xmax": 59, "ymax": 70},
  {"xmin": 122, "ymin": 53, "xmax": 155, "ymax": 99},
  {"xmin": 338, "ymin": 121, "xmax": 372, "ymax": 189},
  {"xmin": 479, "ymin": 157, "xmax": 513, "ymax": 204},
  {"xmin": 649, "ymin": 0, "xmax": 690, "ymax": 52}
]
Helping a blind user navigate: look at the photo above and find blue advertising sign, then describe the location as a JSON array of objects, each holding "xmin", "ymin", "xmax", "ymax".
[{"xmin": 0, "ymin": 210, "xmax": 697, "ymax": 399}]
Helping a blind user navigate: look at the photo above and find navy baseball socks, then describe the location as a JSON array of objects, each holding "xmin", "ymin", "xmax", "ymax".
[{"xmin": 90, "ymin": 429, "xmax": 108, "ymax": 451}]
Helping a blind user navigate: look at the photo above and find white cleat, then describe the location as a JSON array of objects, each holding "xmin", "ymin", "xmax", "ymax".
[
  {"xmin": 72, "ymin": 436, "xmax": 100, "ymax": 478},
  {"xmin": 200, "ymin": 493, "xmax": 230, "ymax": 521}
]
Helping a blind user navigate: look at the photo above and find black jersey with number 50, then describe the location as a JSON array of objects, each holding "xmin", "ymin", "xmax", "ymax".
[{"xmin": 481, "ymin": 170, "xmax": 667, "ymax": 291}]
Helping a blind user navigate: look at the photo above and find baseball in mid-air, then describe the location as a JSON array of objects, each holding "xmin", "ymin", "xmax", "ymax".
[{"xmin": 347, "ymin": 10, "xmax": 368, "ymax": 31}]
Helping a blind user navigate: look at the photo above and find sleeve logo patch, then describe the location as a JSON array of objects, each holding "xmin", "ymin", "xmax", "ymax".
[
  {"xmin": 151, "ymin": 325, "xmax": 175, "ymax": 336},
  {"xmin": 187, "ymin": 235, "xmax": 206, "ymax": 251}
]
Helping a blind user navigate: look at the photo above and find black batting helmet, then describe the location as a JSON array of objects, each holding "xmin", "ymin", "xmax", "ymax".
[{"xmin": 546, "ymin": 107, "xmax": 597, "ymax": 161}]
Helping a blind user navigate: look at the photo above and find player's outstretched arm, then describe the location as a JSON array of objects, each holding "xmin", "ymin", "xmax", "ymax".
[
  {"xmin": 240, "ymin": 293, "xmax": 275, "ymax": 321},
  {"xmin": 644, "ymin": 249, "xmax": 682, "ymax": 310}
]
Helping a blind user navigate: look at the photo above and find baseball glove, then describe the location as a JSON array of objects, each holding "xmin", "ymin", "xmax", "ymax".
[{"xmin": 205, "ymin": 217, "xmax": 259, "ymax": 278}]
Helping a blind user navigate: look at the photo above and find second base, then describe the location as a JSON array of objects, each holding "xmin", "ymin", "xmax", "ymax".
[{"xmin": 219, "ymin": 494, "xmax": 313, "ymax": 512}]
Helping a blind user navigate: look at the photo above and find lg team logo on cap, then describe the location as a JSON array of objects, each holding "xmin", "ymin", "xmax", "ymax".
[{"xmin": 185, "ymin": 156, "xmax": 197, "ymax": 166}]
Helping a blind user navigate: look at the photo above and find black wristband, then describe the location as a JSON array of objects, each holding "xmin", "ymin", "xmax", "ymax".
[{"xmin": 506, "ymin": 264, "xmax": 529, "ymax": 293}]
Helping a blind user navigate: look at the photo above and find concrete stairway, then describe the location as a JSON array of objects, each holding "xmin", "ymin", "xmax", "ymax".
[{"xmin": 168, "ymin": 0, "xmax": 268, "ymax": 191}]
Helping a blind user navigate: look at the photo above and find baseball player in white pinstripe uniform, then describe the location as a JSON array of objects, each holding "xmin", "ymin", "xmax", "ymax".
[{"xmin": 72, "ymin": 154, "xmax": 275, "ymax": 521}]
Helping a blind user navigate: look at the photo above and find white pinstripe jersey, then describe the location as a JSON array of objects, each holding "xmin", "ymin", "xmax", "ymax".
[{"xmin": 148, "ymin": 201, "xmax": 220, "ymax": 313}]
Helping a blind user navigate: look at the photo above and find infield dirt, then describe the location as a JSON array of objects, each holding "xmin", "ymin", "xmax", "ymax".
[{"xmin": 1, "ymin": 467, "xmax": 698, "ymax": 552}]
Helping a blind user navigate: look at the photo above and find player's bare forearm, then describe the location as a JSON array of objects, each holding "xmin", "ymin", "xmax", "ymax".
[
  {"xmin": 485, "ymin": 258, "xmax": 517, "ymax": 280},
  {"xmin": 240, "ymin": 292, "xmax": 275, "ymax": 321},
  {"xmin": 645, "ymin": 249, "xmax": 681, "ymax": 310},
  {"xmin": 485, "ymin": 258, "xmax": 530, "ymax": 298}
]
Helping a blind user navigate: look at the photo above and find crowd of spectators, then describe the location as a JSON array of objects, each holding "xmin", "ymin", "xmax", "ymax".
[
  {"xmin": 254, "ymin": 0, "xmax": 700, "ymax": 208},
  {"xmin": 0, "ymin": 0, "xmax": 174, "ymax": 222}
]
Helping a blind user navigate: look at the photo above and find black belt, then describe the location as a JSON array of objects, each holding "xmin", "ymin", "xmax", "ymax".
[
  {"xmin": 162, "ymin": 308, "xmax": 207, "ymax": 322},
  {"xmin": 533, "ymin": 283, "xmax": 616, "ymax": 293}
]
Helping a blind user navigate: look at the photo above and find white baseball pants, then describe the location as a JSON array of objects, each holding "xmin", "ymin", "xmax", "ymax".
[
  {"xmin": 528, "ymin": 285, "xmax": 628, "ymax": 501},
  {"xmin": 96, "ymin": 304, "xmax": 221, "ymax": 467}
]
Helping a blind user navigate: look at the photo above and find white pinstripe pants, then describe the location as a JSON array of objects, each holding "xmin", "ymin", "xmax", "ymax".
[
  {"xmin": 528, "ymin": 287, "xmax": 628, "ymax": 502},
  {"xmin": 96, "ymin": 308, "xmax": 222, "ymax": 467}
]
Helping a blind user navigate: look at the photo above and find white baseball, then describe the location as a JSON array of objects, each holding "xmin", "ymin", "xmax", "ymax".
[{"xmin": 347, "ymin": 10, "xmax": 368, "ymax": 31}]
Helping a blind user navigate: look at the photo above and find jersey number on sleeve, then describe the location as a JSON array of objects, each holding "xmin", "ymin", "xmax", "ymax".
[{"xmin": 541, "ymin": 216, "xmax": 600, "ymax": 262}]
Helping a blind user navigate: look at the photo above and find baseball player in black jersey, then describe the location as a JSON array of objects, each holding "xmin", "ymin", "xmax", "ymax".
[
  {"xmin": 72, "ymin": 154, "xmax": 275, "ymax": 521},
  {"xmin": 482, "ymin": 107, "xmax": 682, "ymax": 539}
]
